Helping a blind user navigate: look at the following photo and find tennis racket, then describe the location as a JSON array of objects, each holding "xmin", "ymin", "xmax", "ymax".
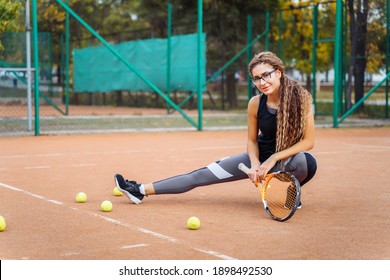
[{"xmin": 238, "ymin": 163, "xmax": 301, "ymax": 222}]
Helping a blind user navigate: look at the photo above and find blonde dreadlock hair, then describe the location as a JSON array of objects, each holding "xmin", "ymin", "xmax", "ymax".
[{"xmin": 248, "ymin": 51, "xmax": 313, "ymax": 154}]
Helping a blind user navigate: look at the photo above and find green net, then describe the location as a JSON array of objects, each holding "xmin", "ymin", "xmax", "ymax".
[
  {"xmin": 0, "ymin": 31, "xmax": 56, "ymax": 135},
  {"xmin": 73, "ymin": 33, "xmax": 206, "ymax": 93},
  {"xmin": 0, "ymin": 31, "xmax": 52, "ymax": 70}
]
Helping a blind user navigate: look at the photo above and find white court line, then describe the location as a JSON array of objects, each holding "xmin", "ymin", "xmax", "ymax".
[
  {"xmin": 171, "ymin": 146, "xmax": 243, "ymax": 151},
  {"xmin": 0, "ymin": 146, "xmax": 243, "ymax": 160},
  {"xmin": 0, "ymin": 182, "xmax": 64, "ymax": 205},
  {"xmin": 61, "ymin": 252, "xmax": 81, "ymax": 257},
  {"xmin": 0, "ymin": 153, "xmax": 66, "ymax": 159},
  {"xmin": 0, "ymin": 181, "xmax": 237, "ymax": 260},
  {"xmin": 315, "ymin": 147, "xmax": 390, "ymax": 155},
  {"xmin": 60, "ymin": 244, "xmax": 149, "ymax": 257},
  {"xmin": 70, "ymin": 164, "xmax": 96, "ymax": 167},
  {"xmin": 24, "ymin": 166, "xmax": 51, "ymax": 169},
  {"xmin": 121, "ymin": 244, "xmax": 148, "ymax": 249},
  {"xmin": 346, "ymin": 143, "xmax": 390, "ymax": 149},
  {"xmin": 1, "ymin": 164, "xmax": 96, "ymax": 171},
  {"xmin": 194, "ymin": 248, "xmax": 237, "ymax": 260},
  {"xmin": 0, "ymin": 152, "xmax": 105, "ymax": 159},
  {"xmin": 0, "ymin": 155, "xmax": 29, "ymax": 159},
  {"xmin": 47, "ymin": 199, "xmax": 63, "ymax": 205},
  {"xmin": 314, "ymin": 151, "xmax": 355, "ymax": 155}
]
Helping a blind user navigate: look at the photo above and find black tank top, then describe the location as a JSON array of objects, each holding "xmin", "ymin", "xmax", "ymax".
[{"xmin": 257, "ymin": 94, "xmax": 277, "ymax": 163}]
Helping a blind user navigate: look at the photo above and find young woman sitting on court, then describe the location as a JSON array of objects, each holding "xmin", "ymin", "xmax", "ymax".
[{"xmin": 114, "ymin": 51, "xmax": 317, "ymax": 206}]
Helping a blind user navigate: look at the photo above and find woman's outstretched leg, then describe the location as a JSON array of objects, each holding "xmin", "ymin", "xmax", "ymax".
[{"xmin": 115, "ymin": 153, "xmax": 251, "ymax": 204}]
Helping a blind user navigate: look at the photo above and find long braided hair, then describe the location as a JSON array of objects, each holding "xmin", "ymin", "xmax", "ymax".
[{"xmin": 248, "ymin": 51, "xmax": 313, "ymax": 153}]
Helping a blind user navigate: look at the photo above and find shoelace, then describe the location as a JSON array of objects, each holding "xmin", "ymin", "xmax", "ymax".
[{"xmin": 125, "ymin": 179, "xmax": 137, "ymax": 185}]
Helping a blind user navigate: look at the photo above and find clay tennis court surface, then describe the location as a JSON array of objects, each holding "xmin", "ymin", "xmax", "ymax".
[{"xmin": 0, "ymin": 127, "xmax": 389, "ymax": 260}]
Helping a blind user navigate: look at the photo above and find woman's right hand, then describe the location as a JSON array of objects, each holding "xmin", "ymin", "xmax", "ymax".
[{"xmin": 247, "ymin": 166, "xmax": 260, "ymax": 187}]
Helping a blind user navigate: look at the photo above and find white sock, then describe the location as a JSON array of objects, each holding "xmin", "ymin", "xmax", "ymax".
[{"xmin": 139, "ymin": 184, "xmax": 146, "ymax": 195}]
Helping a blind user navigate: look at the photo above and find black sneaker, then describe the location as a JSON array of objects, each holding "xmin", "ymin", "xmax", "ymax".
[
  {"xmin": 284, "ymin": 200, "xmax": 302, "ymax": 210},
  {"xmin": 284, "ymin": 185, "xmax": 297, "ymax": 210},
  {"xmin": 114, "ymin": 174, "xmax": 144, "ymax": 204},
  {"xmin": 284, "ymin": 185, "xmax": 302, "ymax": 210}
]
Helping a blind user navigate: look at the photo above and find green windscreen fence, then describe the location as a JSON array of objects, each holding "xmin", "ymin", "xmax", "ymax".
[{"xmin": 73, "ymin": 33, "xmax": 206, "ymax": 93}]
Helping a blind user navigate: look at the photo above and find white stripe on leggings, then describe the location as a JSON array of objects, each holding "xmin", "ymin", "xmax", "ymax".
[{"xmin": 207, "ymin": 162, "xmax": 233, "ymax": 179}]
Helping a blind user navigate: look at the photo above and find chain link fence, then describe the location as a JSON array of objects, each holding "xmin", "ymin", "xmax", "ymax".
[{"xmin": 1, "ymin": 1, "xmax": 389, "ymax": 136}]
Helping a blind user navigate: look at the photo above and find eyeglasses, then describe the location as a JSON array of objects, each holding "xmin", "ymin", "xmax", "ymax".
[{"xmin": 251, "ymin": 69, "xmax": 277, "ymax": 85}]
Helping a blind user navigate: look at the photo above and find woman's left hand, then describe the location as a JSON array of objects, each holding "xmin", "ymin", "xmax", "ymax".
[{"xmin": 256, "ymin": 154, "xmax": 277, "ymax": 182}]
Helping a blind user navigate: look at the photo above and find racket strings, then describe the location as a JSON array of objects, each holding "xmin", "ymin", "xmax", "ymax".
[
  {"xmin": 274, "ymin": 172, "xmax": 293, "ymax": 183},
  {"xmin": 284, "ymin": 184, "xmax": 297, "ymax": 210},
  {"xmin": 262, "ymin": 175, "xmax": 298, "ymax": 219}
]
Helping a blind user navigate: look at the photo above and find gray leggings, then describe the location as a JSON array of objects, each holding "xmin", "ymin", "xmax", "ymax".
[{"xmin": 153, "ymin": 152, "xmax": 317, "ymax": 194}]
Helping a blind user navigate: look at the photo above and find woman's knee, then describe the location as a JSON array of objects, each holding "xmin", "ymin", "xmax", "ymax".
[{"xmin": 301, "ymin": 153, "xmax": 317, "ymax": 186}]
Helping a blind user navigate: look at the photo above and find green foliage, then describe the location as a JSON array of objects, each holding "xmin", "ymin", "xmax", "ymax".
[
  {"xmin": 365, "ymin": 0, "xmax": 387, "ymax": 74},
  {"xmin": 5, "ymin": 1, "xmax": 389, "ymax": 105},
  {"xmin": 36, "ymin": 1, "xmax": 66, "ymax": 34},
  {"xmin": 167, "ymin": 0, "xmax": 280, "ymax": 71},
  {"xmin": 0, "ymin": 0, "xmax": 22, "ymax": 50},
  {"xmin": 99, "ymin": 1, "xmax": 147, "ymax": 38},
  {"xmin": 276, "ymin": 0, "xmax": 335, "ymax": 75}
]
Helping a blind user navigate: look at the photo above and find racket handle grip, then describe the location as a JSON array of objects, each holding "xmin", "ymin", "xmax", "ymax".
[{"xmin": 238, "ymin": 163, "xmax": 250, "ymax": 174}]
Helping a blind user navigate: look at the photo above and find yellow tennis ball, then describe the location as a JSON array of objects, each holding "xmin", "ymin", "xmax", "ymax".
[
  {"xmin": 75, "ymin": 192, "xmax": 87, "ymax": 203},
  {"xmin": 113, "ymin": 187, "xmax": 123, "ymax": 196},
  {"xmin": 0, "ymin": 216, "xmax": 6, "ymax": 232},
  {"xmin": 101, "ymin": 200, "xmax": 113, "ymax": 212},
  {"xmin": 187, "ymin": 216, "xmax": 200, "ymax": 230}
]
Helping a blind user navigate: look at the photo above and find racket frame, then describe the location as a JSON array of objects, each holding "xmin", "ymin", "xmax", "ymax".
[
  {"xmin": 238, "ymin": 163, "xmax": 301, "ymax": 222},
  {"xmin": 261, "ymin": 171, "xmax": 301, "ymax": 222}
]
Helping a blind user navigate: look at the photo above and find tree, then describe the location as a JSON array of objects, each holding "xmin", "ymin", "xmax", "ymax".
[
  {"xmin": 99, "ymin": 0, "xmax": 148, "ymax": 42},
  {"xmin": 279, "ymin": 1, "xmax": 314, "ymax": 89},
  {"xmin": 33, "ymin": 1, "xmax": 145, "ymax": 85},
  {"xmin": 0, "ymin": 0, "xmax": 22, "ymax": 52},
  {"xmin": 315, "ymin": 2, "xmax": 336, "ymax": 75},
  {"xmin": 7, "ymin": 1, "xmax": 66, "ymax": 80},
  {"xmin": 364, "ymin": 1, "xmax": 386, "ymax": 80},
  {"xmin": 155, "ymin": 0, "xmax": 279, "ymax": 109},
  {"xmin": 347, "ymin": 0, "xmax": 369, "ymax": 112},
  {"xmin": 276, "ymin": 1, "xmax": 335, "ymax": 91}
]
